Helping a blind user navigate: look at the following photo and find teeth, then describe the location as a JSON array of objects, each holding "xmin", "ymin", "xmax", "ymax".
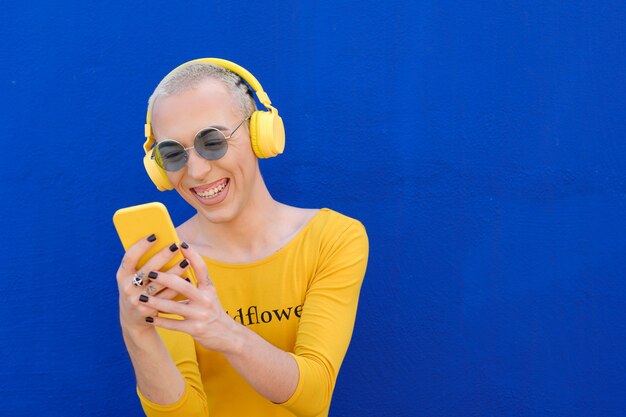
[{"xmin": 195, "ymin": 182, "xmax": 226, "ymax": 198}]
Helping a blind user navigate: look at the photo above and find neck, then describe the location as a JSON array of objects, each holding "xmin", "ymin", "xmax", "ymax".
[{"xmin": 189, "ymin": 176, "xmax": 285, "ymax": 260}]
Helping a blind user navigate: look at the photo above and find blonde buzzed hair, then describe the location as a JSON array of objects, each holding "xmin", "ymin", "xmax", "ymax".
[{"xmin": 148, "ymin": 62, "xmax": 257, "ymax": 120}]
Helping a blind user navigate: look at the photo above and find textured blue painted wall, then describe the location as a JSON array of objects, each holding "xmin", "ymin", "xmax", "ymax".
[{"xmin": 1, "ymin": 1, "xmax": 625, "ymax": 416}]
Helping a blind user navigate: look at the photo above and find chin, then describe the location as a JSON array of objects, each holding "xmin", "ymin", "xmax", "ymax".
[{"xmin": 179, "ymin": 192, "xmax": 238, "ymax": 224}]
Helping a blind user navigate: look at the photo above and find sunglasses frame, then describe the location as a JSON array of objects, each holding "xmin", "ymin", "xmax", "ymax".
[{"xmin": 152, "ymin": 116, "xmax": 250, "ymax": 172}]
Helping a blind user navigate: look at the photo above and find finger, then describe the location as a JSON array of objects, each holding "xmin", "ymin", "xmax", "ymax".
[
  {"xmin": 144, "ymin": 257, "xmax": 193, "ymax": 298},
  {"xmin": 144, "ymin": 278, "xmax": 179, "ymax": 300},
  {"xmin": 126, "ymin": 291, "xmax": 159, "ymax": 318},
  {"xmin": 117, "ymin": 234, "xmax": 157, "ymax": 277},
  {"xmin": 147, "ymin": 271, "xmax": 199, "ymax": 302},
  {"xmin": 140, "ymin": 242, "xmax": 181, "ymax": 277},
  {"xmin": 166, "ymin": 256, "xmax": 191, "ymax": 277},
  {"xmin": 180, "ymin": 242, "xmax": 213, "ymax": 289},
  {"xmin": 122, "ymin": 270, "xmax": 150, "ymax": 297},
  {"xmin": 139, "ymin": 294, "xmax": 192, "ymax": 318},
  {"xmin": 154, "ymin": 288, "xmax": 180, "ymax": 300},
  {"xmin": 146, "ymin": 314, "xmax": 193, "ymax": 333},
  {"xmin": 144, "ymin": 281, "xmax": 165, "ymax": 296},
  {"xmin": 140, "ymin": 256, "xmax": 189, "ymax": 298}
]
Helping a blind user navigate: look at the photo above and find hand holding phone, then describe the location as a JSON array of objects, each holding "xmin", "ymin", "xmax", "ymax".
[{"xmin": 113, "ymin": 202, "xmax": 197, "ymax": 287}]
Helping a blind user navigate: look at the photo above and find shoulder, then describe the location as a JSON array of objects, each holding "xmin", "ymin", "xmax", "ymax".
[
  {"xmin": 312, "ymin": 208, "xmax": 367, "ymax": 233},
  {"xmin": 306, "ymin": 209, "xmax": 369, "ymax": 286},
  {"xmin": 306, "ymin": 208, "xmax": 368, "ymax": 252}
]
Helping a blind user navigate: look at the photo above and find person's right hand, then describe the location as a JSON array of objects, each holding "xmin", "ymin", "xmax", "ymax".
[{"xmin": 115, "ymin": 236, "xmax": 191, "ymax": 335}]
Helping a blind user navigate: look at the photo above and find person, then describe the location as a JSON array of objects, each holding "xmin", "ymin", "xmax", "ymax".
[{"xmin": 115, "ymin": 58, "xmax": 369, "ymax": 417}]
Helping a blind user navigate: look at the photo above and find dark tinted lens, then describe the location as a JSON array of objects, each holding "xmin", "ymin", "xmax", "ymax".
[
  {"xmin": 155, "ymin": 141, "xmax": 188, "ymax": 171},
  {"xmin": 195, "ymin": 128, "xmax": 228, "ymax": 160}
]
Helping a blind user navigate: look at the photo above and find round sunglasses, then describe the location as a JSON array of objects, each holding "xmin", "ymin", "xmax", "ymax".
[{"xmin": 153, "ymin": 117, "xmax": 249, "ymax": 172}]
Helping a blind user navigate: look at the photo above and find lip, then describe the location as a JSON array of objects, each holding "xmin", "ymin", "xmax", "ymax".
[
  {"xmin": 190, "ymin": 178, "xmax": 230, "ymax": 206},
  {"xmin": 191, "ymin": 178, "xmax": 228, "ymax": 193}
]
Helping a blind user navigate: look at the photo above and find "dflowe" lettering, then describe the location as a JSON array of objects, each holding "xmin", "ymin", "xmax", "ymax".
[{"xmin": 226, "ymin": 304, "xmax": 303, "ymax": 326}]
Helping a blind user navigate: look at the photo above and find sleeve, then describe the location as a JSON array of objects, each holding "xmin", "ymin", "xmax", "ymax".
[
  {"xmin": 280, "ymin": 220, "xmax": 369, "ymax": 417},
  {"xmin": 136, "ymin": 321, "xmax": 209, "ymax": 417}
]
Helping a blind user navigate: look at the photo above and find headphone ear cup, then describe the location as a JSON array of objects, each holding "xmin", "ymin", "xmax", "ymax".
[
  {"xmin": 249, "ymin": 110, "xmax": 285, "ymax": 159},
  {"xmin": 143, "ymin": 151, "xmax": 174, "ymax": 191}
]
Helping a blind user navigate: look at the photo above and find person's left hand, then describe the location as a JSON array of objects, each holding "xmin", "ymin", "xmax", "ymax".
[{"xmin": 139, "ymin": 243, "xmax": 238, "ymax": 353}]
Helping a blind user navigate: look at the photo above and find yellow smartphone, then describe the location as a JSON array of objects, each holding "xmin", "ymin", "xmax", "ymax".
[{"xmin": 112, "ymin": 202, "xmax": 197, "ymax": 287}]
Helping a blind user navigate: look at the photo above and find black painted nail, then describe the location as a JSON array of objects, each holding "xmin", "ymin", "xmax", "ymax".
[
  {"xmin": 169, "ymin": 243, "xmax": 178, "ymax": 252},
  {"xmin": 181, "ymin": 241, "xmax": 189, "ymax": 249},
  {"xmin": 147, "ymin": 234, "xmax": 157, "ymax": 242},
  {"xmin": 179, "ymin": 259, "xmax": 189, "ymax": 268},
  {"xmin": 148, "ymin": 271, "xmax": 158, "ymax": 279},
  {"xmin": 145, "ymin": 317, "xmax": 154, "ymax": 323},
  {"xmin": 139, "ymin": 294, "xmax": 149, "ymax": 303}
]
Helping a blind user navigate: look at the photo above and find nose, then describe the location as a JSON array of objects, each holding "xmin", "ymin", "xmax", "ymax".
[{"xmin": 185, "ymin": 149, "xmax": 212, "ymax": 180}]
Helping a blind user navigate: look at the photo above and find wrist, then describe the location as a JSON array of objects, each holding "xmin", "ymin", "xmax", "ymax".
[
  {"xmin": 219, "ymin": 314, "xmax": 247, "ymax": 357},
  {"xmin": 121, "ymin": 322, "xmax": 158, "ymax": 347}
]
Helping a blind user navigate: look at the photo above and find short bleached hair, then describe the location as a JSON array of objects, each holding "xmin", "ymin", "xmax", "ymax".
[{"xmin": 148, "ymin": 62, "xmax": 257, "ymax": 120}]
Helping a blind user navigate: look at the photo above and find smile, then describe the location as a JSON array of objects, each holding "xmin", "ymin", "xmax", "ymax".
[{"xmin": 192, "ymin": 178, "xmax": 229, "ymax": 199}]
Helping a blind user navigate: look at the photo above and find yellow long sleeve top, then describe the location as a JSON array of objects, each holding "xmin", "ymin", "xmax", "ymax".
[{"xmin": 137, "ymin": 208, "xmax": 369, "ymax": 417}]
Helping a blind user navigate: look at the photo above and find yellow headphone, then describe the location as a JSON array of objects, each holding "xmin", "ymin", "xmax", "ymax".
[{"xmin": 142, "ymin": 58, "xmax": 285, "ymax": 191}]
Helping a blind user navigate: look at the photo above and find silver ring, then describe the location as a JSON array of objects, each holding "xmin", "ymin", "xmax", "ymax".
[{"xmin": 132, "ymin": 271, "xmax": 146, "ymax": 287}]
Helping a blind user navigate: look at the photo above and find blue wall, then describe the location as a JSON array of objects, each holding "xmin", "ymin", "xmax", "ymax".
[{"xmin": 2, "ymin": 1, "xmax": 625, "ymax": 416}]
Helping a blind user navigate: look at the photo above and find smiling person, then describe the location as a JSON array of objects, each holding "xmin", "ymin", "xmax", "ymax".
[{"xmin": 115, "ymin": 58, "xmax": 369, "ymax": 417}]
